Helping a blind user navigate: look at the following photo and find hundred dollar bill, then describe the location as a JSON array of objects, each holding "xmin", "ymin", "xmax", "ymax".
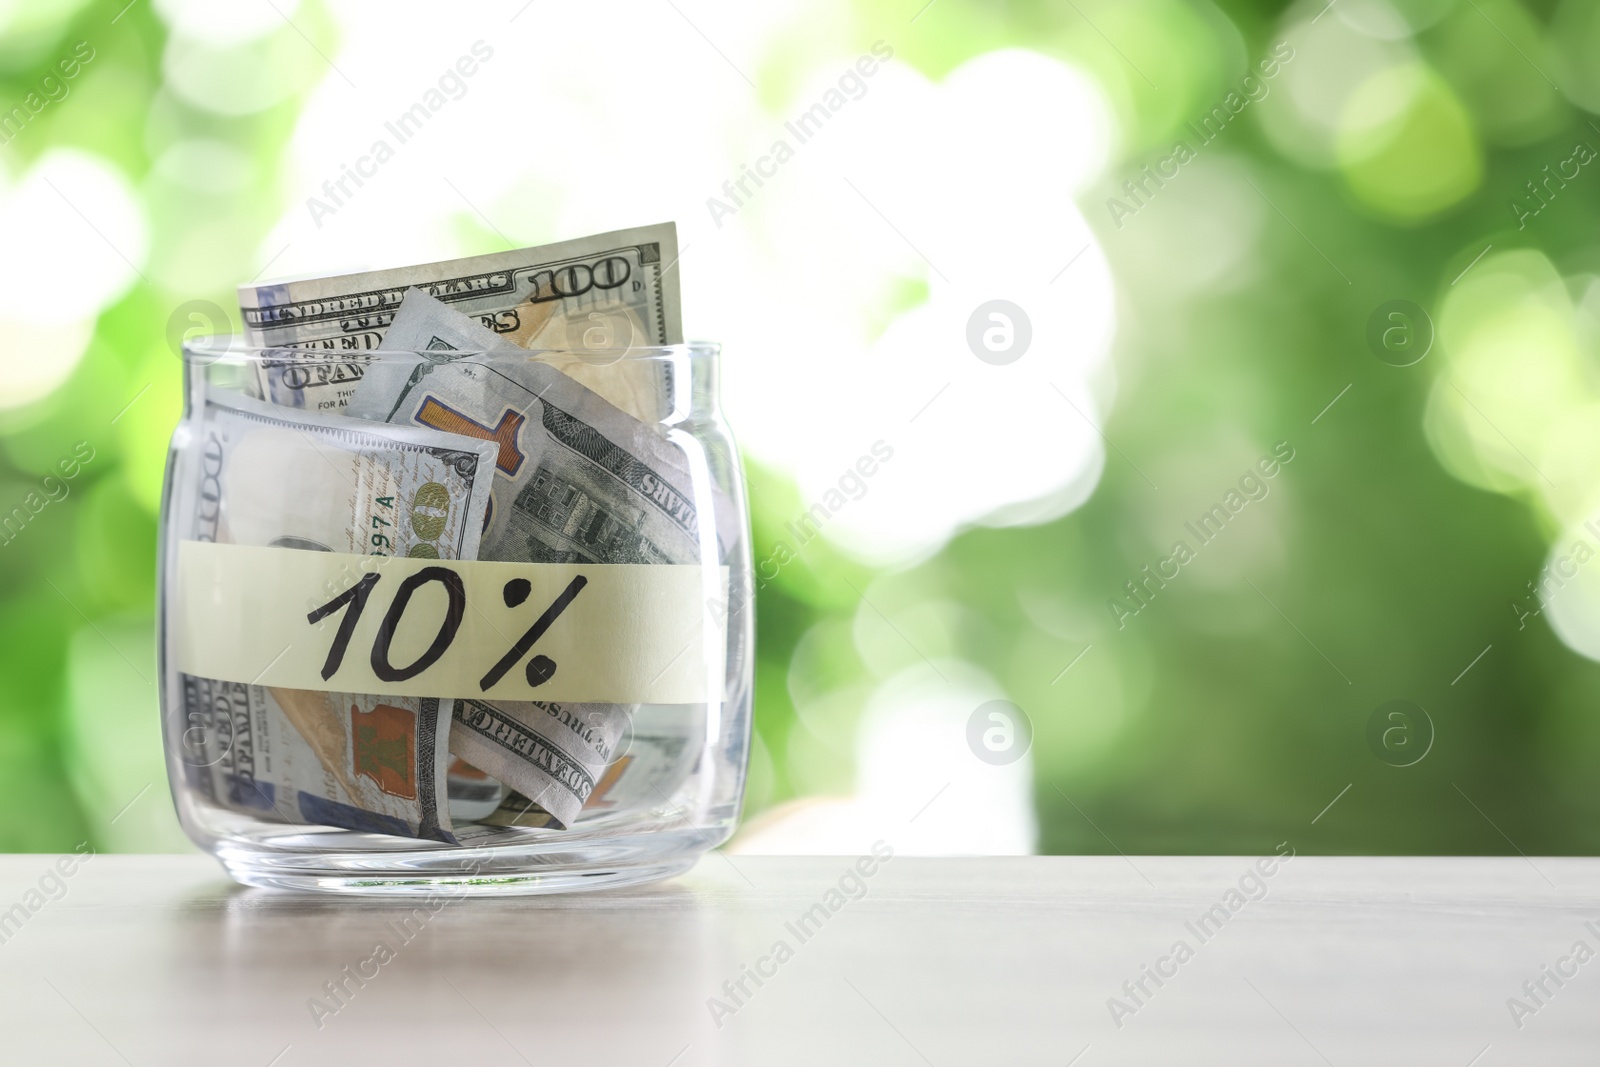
[
  {"xmin": 449, "ymin": 699, "xmax": 627, "ymax": 830},
  {"xmin": 345, "ymin": 288, "xmax": 739, "ymax": 560},
  {"xmin": 343, "ymin": 288, "xmax": 735, "ymax": 827},
  {"xmin": 168, "ymin": 390, "xmax": 497, "ymax": 842},
  {"xmin": 178, "ymin": 680, "xmax": 456, "ymax": 843},
  {"xmin": 484, "ymin": 704, "xmax": 706, "ymax": 827},
  {"xmin": 237, "ymin": 223, "xmax": 681, "ymax": 422}
]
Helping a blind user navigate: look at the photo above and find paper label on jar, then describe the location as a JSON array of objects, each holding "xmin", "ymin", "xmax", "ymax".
[{"xmin": 173, "ymin": 540, "xmax": 728, "ymax": 704}]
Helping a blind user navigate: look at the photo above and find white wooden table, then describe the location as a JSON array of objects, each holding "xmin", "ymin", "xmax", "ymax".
[{"xmin": 0, "ymin": 854, "xmax": 1593, "ymax": 1064}]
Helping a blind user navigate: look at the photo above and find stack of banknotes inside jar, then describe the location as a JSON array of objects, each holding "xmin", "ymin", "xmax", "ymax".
[{"xmin": 174, "ymin": 223, "xmax": 742, "ymax": 845}]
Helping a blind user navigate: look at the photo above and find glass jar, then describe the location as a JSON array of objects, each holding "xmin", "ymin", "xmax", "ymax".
[{"xmin": 158, "ymin": 339, "xmax": 752, "ymax": 894}]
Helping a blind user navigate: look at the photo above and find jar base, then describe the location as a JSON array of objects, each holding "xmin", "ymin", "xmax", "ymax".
[
  {"xmin": 218, "ymin": 852, "xmax": 701, "ymax": 896},
  {"xmin": 208, "ymin": 822, "xmax": 724, "ymax": 896}
]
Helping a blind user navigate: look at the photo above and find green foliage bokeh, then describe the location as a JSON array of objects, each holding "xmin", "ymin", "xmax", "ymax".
[{"xmin": 3, "ymin": 0, "xmax": 1599, "ymax": 856}]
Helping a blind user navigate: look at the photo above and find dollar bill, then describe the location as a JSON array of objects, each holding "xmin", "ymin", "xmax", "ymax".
[
  {"xmin": 179, "ymin": 680, "xmax": 456, "ymax": 843},
  {"xmin": 345, "ymin": 288, "xmax": 736, "ymax": 561},
  {"xmin": 483, "ymin": 704, "xmax": 706, "ymax": 827},
  {"xmin": 169, "ymin": 390, "xmax": 497, "ymax": 842},
  {"xmin": 341, "ymin": 288, "xmax": 734, "ymax": 827},
  {"xmin": 449, "ymin": 699, "xmax": 627, "ymax": 830},
  {"xmin": 237, "ymin": 223, "xmax": 681, "ymax": 422}
]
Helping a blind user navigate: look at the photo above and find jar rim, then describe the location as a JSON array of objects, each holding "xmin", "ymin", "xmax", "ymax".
[{"xmin": 179, "ymin": 334, "xmax": 720, "ymax": 365}]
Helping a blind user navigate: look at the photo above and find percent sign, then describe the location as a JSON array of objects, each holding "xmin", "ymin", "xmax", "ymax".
[{"xmin": 307, "ymin": 568, "xmax": 589, "ymax": 690}]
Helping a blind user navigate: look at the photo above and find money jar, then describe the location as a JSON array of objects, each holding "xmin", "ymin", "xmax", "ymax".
[{"xmin": 158, "ymin": 325, "xmax": 752, "ymax": 894}]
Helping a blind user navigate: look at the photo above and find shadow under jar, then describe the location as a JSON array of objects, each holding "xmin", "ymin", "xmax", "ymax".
[{"xmin": 158, "ymin": 339, "xmax": 752, "ymax": 895}]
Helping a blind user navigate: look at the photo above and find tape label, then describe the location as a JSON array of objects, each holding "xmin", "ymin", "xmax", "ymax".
[{"xmin": 173, "ymin": 541, "xmax": 727, "ymax": 703}]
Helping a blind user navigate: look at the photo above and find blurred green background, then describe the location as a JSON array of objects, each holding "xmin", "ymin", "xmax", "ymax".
[{"xmin": 3, "ymin": 0, "xmax": 1599, "ymax": 855}]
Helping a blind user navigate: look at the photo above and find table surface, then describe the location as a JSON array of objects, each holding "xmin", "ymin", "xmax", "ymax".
[{"xmin": 0, "ymin": 853, "xmax": 1595, "ymax": 1065}]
